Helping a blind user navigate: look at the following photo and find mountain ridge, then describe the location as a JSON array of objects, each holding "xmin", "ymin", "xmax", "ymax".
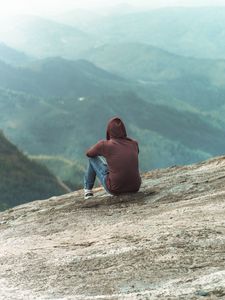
[
  {"xmin": 0, "ymin": 57, "xmax": 124, "ymax": 97},
  {"xmin": 86, "ymin": 7, "xmax": 225, "ymax": 59},
  {"xmin": 0, "ymin": 15, "xmax": 94, "ymax": 58},
  {"xmin": 0, "ymin": 42, "xmax": 31, "ymax": 65},
  {"xmin": 82, "ymin": 42, "xmax": 225, "ymax": 111},
  {"xmin": 1, "ymin": 86, "xmax": 224, "ymax": 173}
]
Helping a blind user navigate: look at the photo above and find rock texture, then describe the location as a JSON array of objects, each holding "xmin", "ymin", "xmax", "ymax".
[{"xmin": 0, "ymin": 156, "xmax": 225, "ymax": 299}]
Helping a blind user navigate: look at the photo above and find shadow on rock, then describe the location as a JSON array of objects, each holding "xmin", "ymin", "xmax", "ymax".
[{"xmin": 81, "ymin": 189, "xmax": 158, "ymax": 208}]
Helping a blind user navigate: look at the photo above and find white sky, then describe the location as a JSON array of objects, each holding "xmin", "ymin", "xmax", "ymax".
[{"xmin": 1, "ymin": 0, "xmax": 225, "ymax": 16}]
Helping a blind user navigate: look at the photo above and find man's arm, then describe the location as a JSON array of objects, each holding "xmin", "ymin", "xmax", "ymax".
[
  {"xmin": 134, "ymin": 140, "xmax": 139, "ymax": 154},
  {"xmin": 86, "ymin": 140, "xmax": 105, "ymax": 157}
]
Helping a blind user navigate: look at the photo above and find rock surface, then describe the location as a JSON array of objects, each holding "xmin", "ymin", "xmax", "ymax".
[{"xmin": 0, "ymin": 156, "xmax": 225, "ymax": 299}]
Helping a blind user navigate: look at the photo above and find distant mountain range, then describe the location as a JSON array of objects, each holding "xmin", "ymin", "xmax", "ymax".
[
  {"xmin": 2, "ymin": 8, "xmax": 225, "ymax": 60},
  {"xmin": 0, "ymin": 57, "xmax": 124, "ymax": 97},
  {"xmin": 83, "ymin": 42, "xmax": 225, "ymax": 85},
  {"xmin": 82, "ymin": 7, "xmax": 225, "ymax": 59},
  {"xmin": 1, "ymin": 45, "xmax": 225, "ymax": 112},
  {"xmin": 0, "ymin": 45, "xmax": 224, "ymax": 173},
  {"xmin": 0, "ymin": 131, "xmax": 67, "ymax": 211},
  {"xmin": 0, "ymin": 15, "xmax": 94, "ymax": 58},
  {"xmin": 1, "ymin": 7, "xmax": 225, "ymax": 210},
  {"xmin": 83, "ymin": 42, "xmax": 225, "ymax": 111},
  {"xmin": 0, "ymin": 70, "xmax": 223, "ymax": 173}
]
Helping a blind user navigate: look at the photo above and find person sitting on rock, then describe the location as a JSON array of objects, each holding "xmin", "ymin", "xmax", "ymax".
[{"xmin": 84, "ymin": 116, "xmax": 141, "ymax": 199}]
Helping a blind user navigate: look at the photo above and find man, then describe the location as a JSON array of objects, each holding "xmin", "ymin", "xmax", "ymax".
[{"xmin": 84, "ymin": 117, "xmax": 141, "ymax": 199}]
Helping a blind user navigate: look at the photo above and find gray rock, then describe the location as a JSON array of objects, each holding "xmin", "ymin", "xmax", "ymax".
[{"xmin": 1, "ymin": 155, "xmax": 225, "ymax": 299}]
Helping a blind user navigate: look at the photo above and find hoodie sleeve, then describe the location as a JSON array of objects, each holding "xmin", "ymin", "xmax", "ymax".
[
  {"xmin": 86, "ymin": 140, "xmax": 105, "ymax": 157},
  {"xmin": 134, "ymin": 141, "xmax": 139, "ymax": 154}
]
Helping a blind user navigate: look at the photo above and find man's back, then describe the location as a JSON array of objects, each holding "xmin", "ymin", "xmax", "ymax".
[
  {"xmin": 103, "ymin": 137, "xmax": 141, "ymax": 194},
  {"xmin": 86, "ymin": 117, "xmax": 141, "ymax": 195}
]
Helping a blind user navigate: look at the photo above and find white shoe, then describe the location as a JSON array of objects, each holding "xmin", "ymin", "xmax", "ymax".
[{"xmin": 84, "ymin": 189, "xmax": 94, "ymax": 199}]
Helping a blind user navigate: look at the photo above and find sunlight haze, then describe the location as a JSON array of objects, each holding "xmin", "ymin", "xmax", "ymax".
[{"xmin": 1, "ymin": 0, "xmax": 225, "ymax": 17}]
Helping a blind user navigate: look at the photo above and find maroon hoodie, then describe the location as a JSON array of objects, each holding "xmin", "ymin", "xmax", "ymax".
[{"xmin": 86, "ymin": 117, "xmax": 141, "ymax": 194}]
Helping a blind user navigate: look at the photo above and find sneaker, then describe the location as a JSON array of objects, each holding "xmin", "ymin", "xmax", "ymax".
[{"xmin": 84, "ymin": 189, "xmax": 94, "ymax": 200}]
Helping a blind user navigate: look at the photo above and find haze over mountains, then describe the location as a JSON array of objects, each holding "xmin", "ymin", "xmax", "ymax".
[
  {"xmin": 2, "ymin": 7, "xmax": 225, "ymax": 59},
  {"xmin": 81, "ymin": 7, "xmax": 225, "ymax": 59},
  {"xmin": 0, "ymin": 43, "xmax": 31, "ymax": 65},
  {"xmin": 1, "ymin": 4, "xmax": 225, "ymax": 209},
  {"xmin": 0, "ymin": 15, "xmax": 94, "ymax": 58}
]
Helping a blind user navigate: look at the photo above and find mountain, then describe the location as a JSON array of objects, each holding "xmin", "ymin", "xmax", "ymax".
[
  {"xmin": 0, "ymin": 55, "xmax": 225, "ymax": 172},
  {"xmin": 0, "ymin": 86, "xmax": 224, "ymax": 172},
  {"xmin": 83, "ymin": 42, "xmax": 225, "ymax": 111},
  {"xmin": 83, "ymin": 42, "xmax": 225, "ymax": 85},
  {"xmin": 2, "ymin": 52, "xmax": 225, "ymax": 113},
  {"xmin": 0, "ymin": 15, "xmax": 94, "ymax": 58},
  {"xmin": 0, "ymin": 131, "xmax": 68, "ymax": 211},
  {"xmin": 2, "ymin": 8, "xmax": 225, "ymax": 60},
  {"xmin": 0, "ymin": 57, "xmax": 124, "ymax": 97},
  {"xmin": 0, "ymin": 56, "xmax": 224, "ymax": 172},
  {"xmin": 1, "ymin": 155, "xmax": 225, "ymax": 298},
  {"xmin": 84, "ymin": 7, "xmax": 225, "ymax": 59},
  {"xmin": 0, "ymin": 43, "xmax": 31, "ymax": 65}
]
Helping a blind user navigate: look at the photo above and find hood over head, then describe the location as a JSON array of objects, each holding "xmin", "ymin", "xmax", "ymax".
[{"xmin": 106, "ymin": 117, "xmax": 127, "ymax": 140}]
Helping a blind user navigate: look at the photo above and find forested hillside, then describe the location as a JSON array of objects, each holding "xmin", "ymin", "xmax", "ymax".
[
  {"xmin": 83, "ymin": 42, "xmax": 225, "ymax": 111},
  {"xmin": 0, "ymin": 40, "xmax": 225, "ymax": 178},
  {"xmin": 0, "ymin": 131, "xmax": 67, "ymax": 211},
  {"xmin": 0, "ymin": 58, "xmax": 124, "ymax": 97},
  {"xmin": 0, "ymin": 86, "xmax": 223, "ymax": 172}
]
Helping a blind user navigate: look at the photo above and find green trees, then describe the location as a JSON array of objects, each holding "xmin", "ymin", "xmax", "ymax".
[{"xmin": 0, "ymin": 131, "xmax": 67, "ymax": 211}]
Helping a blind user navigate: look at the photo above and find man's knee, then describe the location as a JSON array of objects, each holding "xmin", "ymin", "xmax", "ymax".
[
  {"xmin": 88, "ymin": 156, "xmax": 101, "ymax": 169},
  {"xmin": 88, "ymin": 156, "xmax": 100, "ymax": 163}
]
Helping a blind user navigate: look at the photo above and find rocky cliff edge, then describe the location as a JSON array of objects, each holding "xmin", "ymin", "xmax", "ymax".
[{"xmin": 0, "ymin": 156, "xmax": 225, "ymax": 299}]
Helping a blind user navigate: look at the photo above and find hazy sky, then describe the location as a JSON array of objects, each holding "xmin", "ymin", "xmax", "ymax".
[{"xmin": 1, "ymin": 0, "xmax": 225, "ymax": 16}]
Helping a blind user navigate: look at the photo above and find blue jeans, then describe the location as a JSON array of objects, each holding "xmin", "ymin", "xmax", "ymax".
[{"xmin": 84, "ymin": 156, "xmax": 111, "ymax": 193}]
